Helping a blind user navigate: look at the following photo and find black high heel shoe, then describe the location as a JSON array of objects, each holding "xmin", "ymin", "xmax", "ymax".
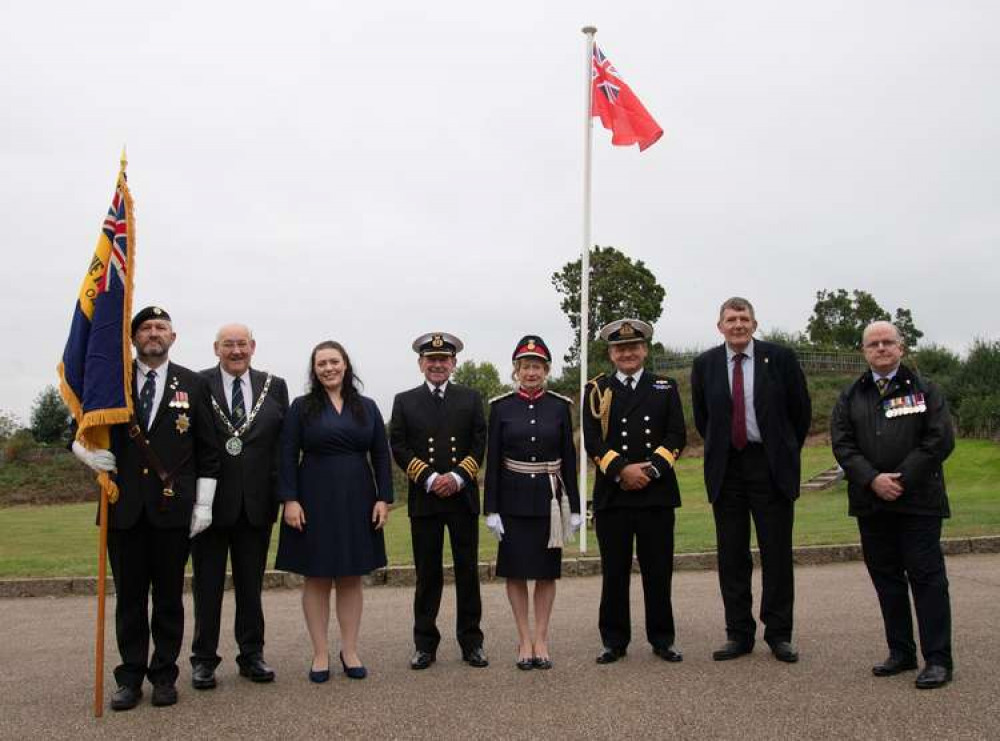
[
  {"xmin": 309, "ymin": 655, "xmax": 330, "ymax": 683},
  {"xmin": 340, "ymin": 652, "xmax": 368, "ymax": 680}
]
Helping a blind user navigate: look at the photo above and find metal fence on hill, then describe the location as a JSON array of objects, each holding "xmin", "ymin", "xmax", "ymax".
[{"xmin": 652, "ymin": 350, "xmax": 867, "ymax": 374}]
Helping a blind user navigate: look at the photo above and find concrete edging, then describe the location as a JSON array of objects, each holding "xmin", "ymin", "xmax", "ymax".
[{"xmin": 3, "ymin": 535, "xmax": 998, "ymax": 599}]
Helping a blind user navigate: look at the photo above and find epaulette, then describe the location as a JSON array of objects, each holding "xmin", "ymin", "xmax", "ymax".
[
  {"xmin": 545, "ymin": 390, "xmax": 573, "ymax": 404},
  {"xmin": 488, "ymin": 390, "xmax": 516, "ymax": 404}
]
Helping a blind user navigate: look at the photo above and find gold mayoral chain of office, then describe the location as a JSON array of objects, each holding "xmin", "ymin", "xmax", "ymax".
[{"xmin": 210, "ymin": 374, "xmax": 274, "ymax": 456}]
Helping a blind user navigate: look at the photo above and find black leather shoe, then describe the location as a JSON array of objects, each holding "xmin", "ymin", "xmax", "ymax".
[
  {"xmin": 712, "ymin": 640, "xmax": 753, "ymax": 661},
  {"xmin": 410, "ymin": 650, "xmax": 436, "ymax": 670},
  {"xmin": 516, "ymin": 656, "xmax": 534, "ymax": 671},
  {"xmin": 872, "ymin": 654, "xmax": 918, "ymax": 677},
  {"xmin": 653, "ymin": 645, "xmax": 683, "ymax": 663},
  {"xmin": 110, "ymin": 685, "xmax": 142, "ymax": 712},
  {"xmin": 151, "ymin": 683, "xmax": 178, "ymax": 707},
  {"xmin": 462, "ymin": 646, "xmax": 489, "ymax": 668},
  {"xmin": 239, "ymin": 657, "xmax": 276, "ymax": 683},
  {"xmin": 532, "ymin": 656, "xmax": 553, "ymax": 670},
  {"xmin": 596, "ymin": 646, "xmax": 627, "ymax": 664},
  {"xmin": 191, "ymin": 664, "xmax": 217, "ymax": 690},
  {"xmin": 768, "ymin": 641, "xmax": 799, "ymax": 663},
  {"xmin": 915, "ymin": 664, "xmax": 952, "ymax": 689}
]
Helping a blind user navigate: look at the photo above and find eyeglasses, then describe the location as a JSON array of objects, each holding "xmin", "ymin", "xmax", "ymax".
[{"xmin": 864, "ymin": 339, "xmax": 899, "ymax": 349}]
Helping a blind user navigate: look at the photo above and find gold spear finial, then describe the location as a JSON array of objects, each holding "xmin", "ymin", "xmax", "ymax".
[{"xmin": 119, "ymin": 145, "xmax": 128, "ymax": 174}]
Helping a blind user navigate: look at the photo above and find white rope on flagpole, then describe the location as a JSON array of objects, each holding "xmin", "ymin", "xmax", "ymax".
[{"xmin": 579, "ymin": 25, "xmax": 597, "ymax": 553}]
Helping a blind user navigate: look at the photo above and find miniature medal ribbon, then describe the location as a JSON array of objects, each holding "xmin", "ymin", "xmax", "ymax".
[{"xmin": 883, "ymin": 392, "xmax": 927, "ymax": 418}]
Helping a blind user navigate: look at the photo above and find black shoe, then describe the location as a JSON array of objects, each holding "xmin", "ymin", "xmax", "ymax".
[
  {"xmin": 915, "ymin": 664, "xmax": 952, "ymax": 689},
  {"xmin": 596, "ymin": 646, "xmax": 626, "ymax": 664},
  {"xmin": 110, "ymin": 685, "xmax": 142, "ymax": 712},
  {"xmin": 238, "ymin": 657, "xmax": 276, "ymax": 683},
  {"xmin": 308, "ymin": 654, "xmax": 330, "ymax": 683},
  {"xmin": 516, "ymin": 656, "xmax": 534, "ymax": 671},
  {"xmin": 340, "ymin": 652, "xmax": 368, "ymax": 680},
  {"xmin": 410, "ymin": 650, "xmax": 436, "ymax": 671},
  {"xmin": 462, "ymin": 646, "xmax": 489, "ymax": 668},
  {"xmin": 712, "ymin": 640, "xmax": 753, "ymax": 661},
  {"xmin": 872, "ymin": 654, "xmax": 918, "ymax": 677},
  {"xmin": 191, "ymin": 664, "xmax": 217, "ymax": 690},
  {"xmin": 653, "ymin": 645, "xmax": 683, "ymax": 663},
  {"xmin": 768, "ymin": 641, "xmax": 799, "ymax": 663},
  {"xmin": 532, "ymin": 656, "xmax": 553, "ymax": 670},
  {"xmin": 151, "ymin": 683, "xmax": 178, "ymax": 707}
]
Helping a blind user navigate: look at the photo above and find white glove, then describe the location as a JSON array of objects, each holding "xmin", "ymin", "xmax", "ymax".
[
  {"xmin": 570, "ymin": 513, "xmax": 583, "ymax": 535},
  {"xmin": 72, "ymin": 441, "xmax": 116, "ymax": 472},
  {"xmin": 486, "ymin": 513, "xmax": 504, "ymax": 542},
  {"xmin": 189, "ymin": 478, "xmax": 217, "ymax": 538}
]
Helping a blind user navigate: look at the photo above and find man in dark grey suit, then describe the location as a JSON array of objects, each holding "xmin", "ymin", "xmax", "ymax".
[
  {"xmin": 190, "ymin": 323, "xmax": 289, "ymax": 690},
  {"xmin": 691, "ymin": 297, "xmax": 811, "ymax": 663},
  {"xmin": 389, "ymin": 332, "xmax": 488, "ymax": 670}
]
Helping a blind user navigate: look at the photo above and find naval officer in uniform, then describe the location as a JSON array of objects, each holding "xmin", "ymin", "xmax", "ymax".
[
  {"xmin": 582, "ymin": 319, "xmax": 687, "ymax": 665},
  {"xmin": 389, "ymin": 332, "xmax": 489, "ymax": 670}
]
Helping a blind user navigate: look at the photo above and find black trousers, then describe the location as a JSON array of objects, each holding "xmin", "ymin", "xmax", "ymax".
[
  {"xmin": 595, "ymin": 506, "xmax": 676, "ymax": 651},
  {"xmin": 107, "ymin": 518, "xmax": 190, "ymax": 688},
  {"xmin": 410, "ymin": 512, "xmax": 483, "ymax": 654},
  {"xmin": 713, "ymin": 443, "xmax": 795, "ymax": 646},
  {"xmin": 858, "ymin": 511, "xmax": 952, "ymax": 668},
  {"xmin": 190, "ymin": 512, "xmax": 272, "ymax": 669}
]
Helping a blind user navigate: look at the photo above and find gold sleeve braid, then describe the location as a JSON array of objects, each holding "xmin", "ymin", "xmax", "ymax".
[
  {"xmin": 406, "ymin": 458, "xmax": 430, "ymax": 482},
  {"xmin": 458, "ymin": 456, "xmax": 479, "ymax": 479}
]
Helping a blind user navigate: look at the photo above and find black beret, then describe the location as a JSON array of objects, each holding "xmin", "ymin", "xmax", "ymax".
[{"xmin": 131, "ymin": 306, "xmax": 171, "ymax": 335}]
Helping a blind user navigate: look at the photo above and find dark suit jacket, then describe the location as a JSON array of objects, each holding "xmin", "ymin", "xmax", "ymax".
[
  {"xmin": 106, "ymin": 362, "xmax": 220, "ymax": 530},
  {"xmin": 200, "ymin": 366, "xmax": 289, "ymax": 528},
  {"xmin": 389, "ymin": 383, "xmax": 486, "ymax": 517},
  {"xmin": 691, "ymin": 340, "xmax": 811, "ymax": 503},
  {"xmin": 582, "ymin": 371, "xmax": 687, "ymax": 511}
]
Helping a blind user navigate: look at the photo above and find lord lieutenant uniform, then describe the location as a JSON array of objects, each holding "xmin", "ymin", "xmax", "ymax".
[
  {"xmin": 484, "ymin": 336, "xmax": 580, "ymax": 580},
  {"xmin": 582, "ymin": 319, "xmax": 687, "ymax": 661},
  {"xmin": 831, "ymin": 362, "xmax": 955, "ymax": 686},
  {"xmin": 389, "ymin": 333, "xmax": 487, "ymax": 665}
]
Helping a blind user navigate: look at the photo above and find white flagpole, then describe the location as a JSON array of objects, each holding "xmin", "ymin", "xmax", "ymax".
[{"xmin": 578, "ymin": 25, "xmax": 597, "ymax": 553}]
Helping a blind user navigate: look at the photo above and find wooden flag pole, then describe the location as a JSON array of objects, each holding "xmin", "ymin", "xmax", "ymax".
[
  {"xmin": 578, "ymin": 25, "xmax": 597, "ymax": 553},
  {"xmin": 94, "ymin": 475, "xmax": 110, "ymax": 717}
]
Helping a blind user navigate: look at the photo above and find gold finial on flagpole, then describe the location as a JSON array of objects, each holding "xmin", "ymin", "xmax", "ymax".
[
  {"xmin": 119, "ymin": 145, "xmax": 128, "ymax": 174},
  {"xmin": 582, "ymin": 25, "xmax": 597, "ymax": 35}
]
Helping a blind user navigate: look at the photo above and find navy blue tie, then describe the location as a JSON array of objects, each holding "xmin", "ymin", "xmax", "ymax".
[
  {"xmin": 138, "ymin": 370, "xmax": 157, "ymax": 430},
  {"xmin": 231, "ymin": 376, "xmax": 246, "ymax": 424}
]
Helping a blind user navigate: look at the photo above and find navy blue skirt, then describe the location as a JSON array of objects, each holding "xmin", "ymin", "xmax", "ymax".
[{"xmin": 495, "ymin": 515, "xmax": 562, "ymax": 580}]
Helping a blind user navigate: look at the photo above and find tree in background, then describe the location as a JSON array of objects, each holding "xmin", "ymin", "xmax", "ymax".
[
  {"xmin": 453, "ymin": 360, "xmax": 511, "ymax": 417},
  {"xmin": 30, "ymin": 385, "xmax": 71, "ymax": 444},
  {"xmin": 0, "ymin": 409, "xmax": 23, "ymax": 442},
  {"xmin": 551, "ymin": 245, "xmax": 666, "ymax": 369},
  {"xmin": 805, "ymin": 289, "xmax": 922, "ymax": 350},
  {"xmin": 952, "ymin": 339, "xmax": 1000, "ymax": 438}
]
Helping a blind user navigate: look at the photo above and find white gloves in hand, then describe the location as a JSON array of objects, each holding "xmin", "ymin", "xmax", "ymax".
[
  {"xmin": 189, "ymin": 478, "xmax": 217, "ymax": 538},
  {"xmin": 486, "ymin": 513, "xmax": 504, "ymax": 541},
  {"xmin": 570, "ymin": 513, "xmax": 583, "ymax": 535},
  {"xmin": 71, "ymin": 441, "xmax": 116, "ymax": 472}
]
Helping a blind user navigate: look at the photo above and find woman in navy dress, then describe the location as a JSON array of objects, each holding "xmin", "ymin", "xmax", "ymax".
[
  {"xmin": 276, "ymin": 341, "xmax": 393, "ymax": 681},
  {"xmin": 484, "ymin": 336, "xmax": 582, "ymax": 670}
]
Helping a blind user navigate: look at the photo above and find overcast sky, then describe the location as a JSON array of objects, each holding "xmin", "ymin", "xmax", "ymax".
[{"xmin": 2, "ymin": 0, "xmax": 996, "ymax": 423}]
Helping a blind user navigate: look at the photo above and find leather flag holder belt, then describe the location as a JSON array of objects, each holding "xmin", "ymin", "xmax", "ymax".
[{"xmin": 128, "ymin": 418, "xmax": 191, "ymax": 510}]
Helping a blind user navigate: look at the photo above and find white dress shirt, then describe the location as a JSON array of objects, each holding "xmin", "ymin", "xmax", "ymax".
[
  {"xmin": 423, "ymin": 380, "xmax": 464, "ymax": 491},
  {"xmin": 615, "ymin": 368, "xmax": 645, "ymax": 387},
  {"xmin": 220, "ymin": 367, "xmax": 253, "ymax": 417},
  {"xmin": 726, "ymin": 339, "xmax": 762, "ymax": 444}
]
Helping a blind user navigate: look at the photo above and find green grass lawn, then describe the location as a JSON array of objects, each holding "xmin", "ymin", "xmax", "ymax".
[{"xmin": 1, "ymin": 441, "xmax": 996, "ymax": 579}]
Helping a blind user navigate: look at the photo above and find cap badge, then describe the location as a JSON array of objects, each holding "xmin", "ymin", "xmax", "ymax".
[
  {"xmin": 620, "ymin": 322, "xmax": 636, "ymax": 338},
  {"xmin": 153, "ymin": 307, "xmax": 163, "ymax": 316},
  {"xmin": 527, "ymin": 339, "xmax": 536, "ymax": 350},
  {"xmin": 432, "ymin": 335, "xmax": 444, "ymax": 348}
]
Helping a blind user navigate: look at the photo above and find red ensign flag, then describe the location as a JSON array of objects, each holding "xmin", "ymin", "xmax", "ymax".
[{"xmin": 591, "ymin": 45, "xmax": 663, "ymax": 151}]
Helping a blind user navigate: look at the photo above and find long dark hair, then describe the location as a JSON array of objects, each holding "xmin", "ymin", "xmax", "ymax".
[{"xmin": 303, "ymin": 340, "xmax": 366, "ymax": 423}]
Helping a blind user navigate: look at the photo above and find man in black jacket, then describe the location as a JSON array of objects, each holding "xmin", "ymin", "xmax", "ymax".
[
  {"xmin": 582, "ymin": 319, "xmax": 687, "ymax": 665},
  {"xmin": 72, "ymin": 306, "xmax": 220, "ymax": 711},
  {"xmin": 389, "ymin": 332, "xmax": 488, "ymax": 670},
  {"xmin": 190, "ymin": 323, "xmax": 289, "ymax": 690},
  {"xmin": 831, "ymin": 320, "xmax": 955, "ymax": 689},
  {"xmin": 691, "ymin": 297, "xmax": 811, "ymax": 664}
]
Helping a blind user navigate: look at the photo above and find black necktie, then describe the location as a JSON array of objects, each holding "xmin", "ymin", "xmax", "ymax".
[
  {"xmin": 433, "ymin": 386, "xmax": 443, "ymax": 405},
  {"xmin": 231, "ymin": 376, "xmax": 246, "ymax": 424},
  {"xmin": 624, "ymin": 376, "xmax": 634, "ymax": 391},
  {"xmin": 138, "ymin": 369, "xmax": 157, "ymax": 430}
]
